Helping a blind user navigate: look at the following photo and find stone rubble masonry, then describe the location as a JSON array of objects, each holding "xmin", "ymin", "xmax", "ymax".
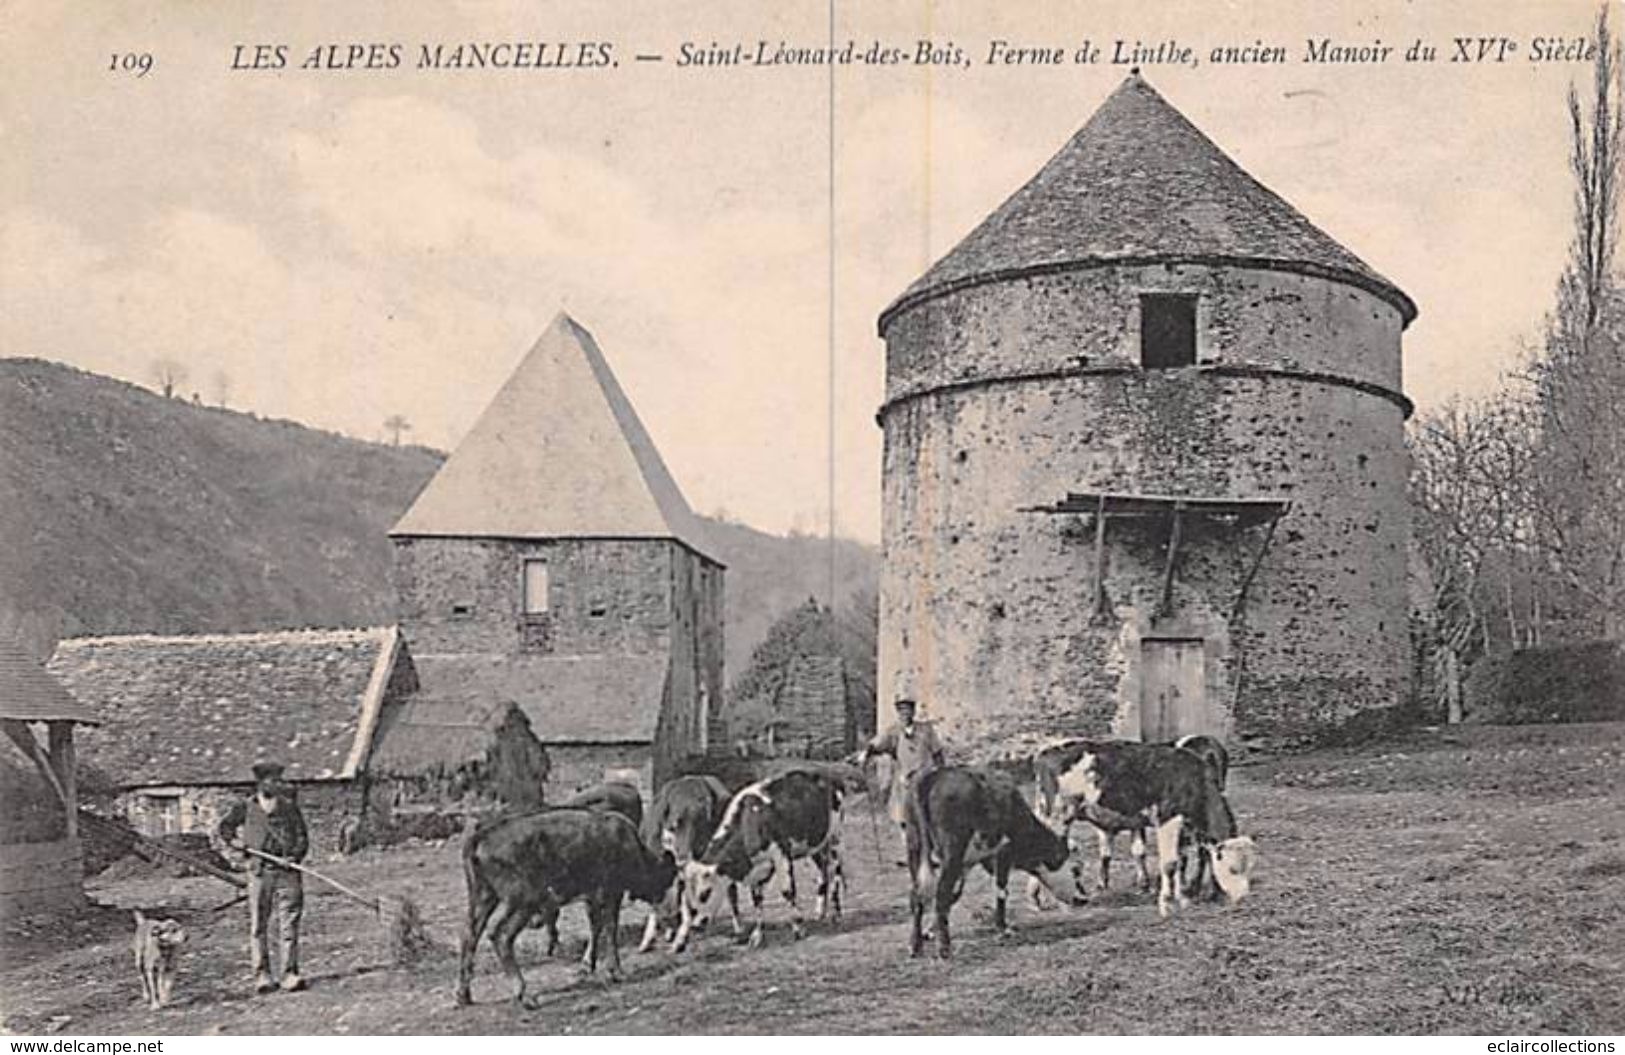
[
  {"xmin": 393, "ymin": 536, "xmax": 724, "ymax": 789},
  {"xmin": 879, "ymin": 263, "xmax": 1410, "ymax": 755}
]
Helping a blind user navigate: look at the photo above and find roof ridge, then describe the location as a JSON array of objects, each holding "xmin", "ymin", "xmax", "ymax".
[{"xmin": 53, "ymin": 626, "xmax": 391, "ymax": 649}]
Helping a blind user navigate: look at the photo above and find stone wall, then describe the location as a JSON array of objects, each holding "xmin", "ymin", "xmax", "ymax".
[
  {"xmin": 879, "ymin": 263, "xmax": 1410, "ymax": 753},
  {"xmin": 396, "ymin": 536, "xmax": 724, "ymax": 792},
  {"xmin": 548, "ymin": 744, "xmax": 654, "ymax": 798},
  {"xmin": 116, "ymin": 781, "xmax": 362, "ymax": 859},
  {"xmin": 393, "ymin": 537, "xmax": 675, "ymax": 658},
  {"xmin": 655, "ymin": 546, "xmax": 725, "ymax": 782}
]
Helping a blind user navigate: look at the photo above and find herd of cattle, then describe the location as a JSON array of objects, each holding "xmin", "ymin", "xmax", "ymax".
[{"xmin": 455, "ymin": 735, "xmax": 1257, "ymax": 1007}]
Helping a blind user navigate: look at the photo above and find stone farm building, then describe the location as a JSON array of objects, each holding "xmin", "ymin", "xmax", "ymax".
[
  {"xmin": 47, "ymin": 627, "xmax": 415, "ymax": 850},
  {"xmin": 47, "ymin": 626, "xmax": 552, "ymax": 850},
  {"xmin": 389, "ymin": 313, "xmax": 726, "ymax": 793},
  {"xmin": 48, "ymin": 315, "xmax": 722, "ymax": 833},
  {"xmin": 877, "ymin": 74, "xmax": 1417, "ymax": 754}
]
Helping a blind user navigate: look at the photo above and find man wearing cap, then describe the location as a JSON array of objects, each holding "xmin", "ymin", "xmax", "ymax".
[
  {"xmin": 218, "ymin": 762, "xmax": 309, "ymax": 994},
  {"xmin": 861, "ymin": 698, "xmax": 946, "ymax": 840}
]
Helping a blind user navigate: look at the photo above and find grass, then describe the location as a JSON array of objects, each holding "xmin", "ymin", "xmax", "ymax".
[{"xmin": 2, "ymin": 721, "xmax": 1621, "ymax": 1034}]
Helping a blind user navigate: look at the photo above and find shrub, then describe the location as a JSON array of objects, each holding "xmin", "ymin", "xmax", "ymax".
[{"xmin": 1463, "ymin": 640, "xmax": 1625, "ymax": 724}]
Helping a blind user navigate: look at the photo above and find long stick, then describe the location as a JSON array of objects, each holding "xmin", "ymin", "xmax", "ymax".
[
  {"xmin": 242, "ymin": 847, "xmax": 382, "ymax": 912},
  {"xmin": 77, "ymin": 810, "xmax": 246, "ymax": 889}
]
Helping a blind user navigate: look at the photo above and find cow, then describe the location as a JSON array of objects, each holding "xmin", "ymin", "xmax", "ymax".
[
  {"xmin": 1032, "ymin": 735, "xmax": 1233, "ymax": 895},
  {"xmin": 537, "ymin": 781, "xmax": 646, "ymax": 957},
  {"xmin": 1033, "ymin": 739, "xmax": 1255, "ymax": 918},
  {"xmin": 636, "ymin": 774, "xmax": 740, "ymax": 952},
  {"xmin": 680, "ymin": 767, "xmax": 845, "ymax": 950},
  {"xmin": 456, "ymin": 808, "xmax": 676, "ymax": 1007},
  {"xmin": 906, "ymin": 765, "xmax": 1090, "ymax": 959},
  {"xmin": 1174, "ymin": 734, "xmax": 1230, "ymax": 791}
]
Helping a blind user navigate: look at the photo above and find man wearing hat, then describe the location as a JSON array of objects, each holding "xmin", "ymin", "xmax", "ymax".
[
  {"xmin": 861, "ymin": 698, "xmax": 946, "ymax": 843},
  {"xmin": 218, "ymin": 762, "xmax": 309, "ymax": 994}
]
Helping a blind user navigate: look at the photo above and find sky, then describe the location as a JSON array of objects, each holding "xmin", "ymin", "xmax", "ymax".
[{"xmin": 0, "ymin": 0, "xmax": 1602, "ymax": 542}]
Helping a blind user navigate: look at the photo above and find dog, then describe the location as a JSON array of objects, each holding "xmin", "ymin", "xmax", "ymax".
[{"xmin": 132, "ymin": 909, "xmax": 187, "ymax": 1009}]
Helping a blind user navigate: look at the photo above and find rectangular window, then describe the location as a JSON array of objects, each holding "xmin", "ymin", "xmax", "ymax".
[
  {"xmin": 522, "ymin": 559, "xmax": 549, "ymax": 615},
  {"xmin": 1140, "ymin": 294, "xmax": 1198, "ymax": 369}
]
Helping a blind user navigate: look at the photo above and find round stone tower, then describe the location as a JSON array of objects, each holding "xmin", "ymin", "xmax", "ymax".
[{"xmin": 877, "ymin": 74, "xmax": 1417, "ymax": 755}]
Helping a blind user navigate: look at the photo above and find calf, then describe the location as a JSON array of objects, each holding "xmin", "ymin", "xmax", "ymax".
[
  {"xmin": 907, "ymin": 765, "xmax": 1090, "ymax": 959},
  {"xmin": 1034, "ymin": 739, "xmax": 1255, "ymax": 918},
  {"xmin": 456, "ymin": 808, "xmax": 676, "ymax": 1007},
  {"xmin": 681, "ymin": 768, "xmax": 844, "ymax": 949},
  {"xmin": 637, "ymin": 774, "xmax": 739, "ymax": 951},
  {"xmin": 537, "ymin": 781, "xmax": 646, "ymax": 957}
]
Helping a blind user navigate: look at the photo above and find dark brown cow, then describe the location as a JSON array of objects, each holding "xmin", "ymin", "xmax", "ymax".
[
  {"xmin": 680, "ymin": 768, "xmax": 844, "ymax": 949},
  {"xmin": 1173, "ymin": 734, "xmax": 1230, "ymax": 791},
  {"xmin": 636, "ymin": 774, "xmax": 739, "ymax": 952},
  {"xmin": 1033, "ymin": 739, "xmax": 1255, "ymax": 918},
  {"xmin": 538, "ymin": 781, "xmax": 646, "ymax": 957},
  {"xmin": 559, "ymin": 780, "xmax": 645, "ymax": 827},
  {"xmin": 456, "ymin": 809, "xmax": 675, "ymax": 1007},
  {"xmin": 907, "ymin": 765, "xmax": 1089, "ymax": 959}
]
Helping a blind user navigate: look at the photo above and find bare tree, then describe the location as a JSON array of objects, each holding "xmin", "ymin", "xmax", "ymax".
[
  {"xmin": 1529, "ymin": 4, "xmax": 1625, "ymax": 639},
  {"xmin": 383, "ymin": 414, "xmax": 412, "ymax": 447},
  {"xmin": 150, "ymin": 358, "xmax": 188, "ymax": 399},
  {"xmin": 1409, "ymin": 392, "xmax": 1549, "ymax": 717},
  {"xmin": 210, "ymin": 369, "xmax": 233, "ymax": 408}
]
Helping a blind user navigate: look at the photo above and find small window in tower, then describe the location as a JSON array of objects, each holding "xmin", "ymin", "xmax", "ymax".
[
  {"xmin": 1140, "ymin": 294, "xmax": 1198, "ymax": 369},
  {"xmin": 522, "ymin": 559, "xmax": 549, "ymax": 615}
]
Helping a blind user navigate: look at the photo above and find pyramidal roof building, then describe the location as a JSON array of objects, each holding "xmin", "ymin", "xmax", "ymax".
[
  {"xmin": 391, "ymin": 313, "xmax": 720, "ymax": 562},
  {"xmin": 877, "ymin": 74, "xmax": 1416, "ymax": 752},
  {"xmin": 391, "ymin": 313, "xmax": 725, "ymax": 793}
]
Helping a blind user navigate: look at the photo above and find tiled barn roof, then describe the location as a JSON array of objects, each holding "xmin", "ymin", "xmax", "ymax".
[
  {"xmin": 411, "ymin": 653, "xmax": 668, "ymax": 744},
  {"xmin": 390, "ymin": 313, "xmax": 723, "ymax": 565},
  {"xmin": 0, "ymin": 631, "xmax": 98, "ymax": 724},
  {"xmin": 881, "ymin": 74, "xmax": 1416, "ymax": 332},
  {"xmin": 48, "ymin": 627, "xmax": 399, "ymax": 787}
]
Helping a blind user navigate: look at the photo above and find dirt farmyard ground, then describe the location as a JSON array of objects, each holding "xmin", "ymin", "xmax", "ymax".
[{"xmin": 3, "ymin": 721, "xmax": 1621, "ymax": 1035}]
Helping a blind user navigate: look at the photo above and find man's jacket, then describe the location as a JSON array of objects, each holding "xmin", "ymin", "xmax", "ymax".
[{"xmin": 219, "ymin": 793, "xmax": 309, "ymax": 874}]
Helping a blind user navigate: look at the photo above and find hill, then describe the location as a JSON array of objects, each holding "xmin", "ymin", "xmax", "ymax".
[{"xmin": 0, "ymin": 358, "xmax": 877, "ymax": 683}]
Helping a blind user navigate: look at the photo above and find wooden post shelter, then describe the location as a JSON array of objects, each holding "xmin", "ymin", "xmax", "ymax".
[{"xmin": 0, "ymin": 633, "xmax": 101, "ymax": 919}]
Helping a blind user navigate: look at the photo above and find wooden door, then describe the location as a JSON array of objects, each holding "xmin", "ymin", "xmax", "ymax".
[{"xmin": 1140, "ymin": 638, "xmax": 1207, "ymax": 741}]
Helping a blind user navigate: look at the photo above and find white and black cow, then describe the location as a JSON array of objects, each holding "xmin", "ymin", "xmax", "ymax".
[
  {"xmin": 1033, "ymin": 739, "xmax": 1255, "ymax": 918},
  {"xmin": 681, "ymin": 767, "xmax": 845, "ymax": 949},
  {"xmin": 906, "ymin": 765, "xmax": 1091, "ymax": 959},
  {"xmin": 456, "ymin": 808, "xmax": 676, "ymax": 1007},
  {"xmin": 1032, "ymin": 734, "xmax": 1234, "ymax": 895},
  {"xmin": 637, "ymin": 774, "xmax": 740, "ymax": 952}
]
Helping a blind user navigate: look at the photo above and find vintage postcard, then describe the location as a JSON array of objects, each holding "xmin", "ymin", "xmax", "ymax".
[{"xmin": 2, "ymin": 0, "xmax": 1621, "ymax": 1039}]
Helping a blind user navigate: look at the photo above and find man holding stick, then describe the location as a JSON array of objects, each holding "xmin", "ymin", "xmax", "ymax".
[{"xmin": 219, "ymin": 761, "xmax": 309, "ymax": 994}]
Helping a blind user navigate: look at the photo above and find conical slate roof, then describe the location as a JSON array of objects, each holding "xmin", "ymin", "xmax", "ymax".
[
  {"xmin": 390, "ymin": 314, "xmax": 721, "ymax": 564},
  {"xmin": 880, "ymin": 74, "xmax": 1415, "ymax": 332}
]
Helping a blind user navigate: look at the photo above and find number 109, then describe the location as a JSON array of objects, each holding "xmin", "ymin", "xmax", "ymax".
[{"xmin": 110, "ymin": 52, "xmax": 154, "ymax": 76}]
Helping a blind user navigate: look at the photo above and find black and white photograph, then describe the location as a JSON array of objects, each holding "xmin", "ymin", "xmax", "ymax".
[{"xmin": 1, "ymin": 0, "xmax": 1622, "ymax": 1038}]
